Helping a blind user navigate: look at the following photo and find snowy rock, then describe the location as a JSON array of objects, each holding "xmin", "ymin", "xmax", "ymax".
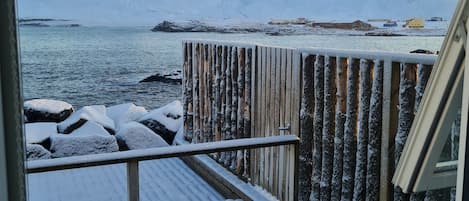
[
  {"xmin": 57, "ymin": 105, "xmax": 115, "ymax": 134},
  {"xmin": 116, "ymin": 122, "xmax": 168, "ymax": 150},
  {"xmin": 69, "ymin": 121, "xmax": 112, "ymax": 137},
  {"xmin": 24, "ymin": 99, "xmax": 74, "ymax": 123},
  {"xmin": 106, "ymin": 103, "xmax": 148, "ymax": 130},
  {"xmin": 139, "ymin": 100, "xmax": 183, "ymax": 144},
  {"xmin": 50, "ymin": 134, "xmax": 118, "ymax": 158},
  {"xmin": 139, "ymin": 70, "xmax": 182, "ymax": 84},
  {"xmin": 151, "ymin": 20, "xmax": 263, "ymax": 33},
  {"xmin": 25, "ymin": 122, "xmax": 58, "ymax": 146},
  {"xmin": 26, "ymin": 144, "xmax": 52, "ymax": 160}
]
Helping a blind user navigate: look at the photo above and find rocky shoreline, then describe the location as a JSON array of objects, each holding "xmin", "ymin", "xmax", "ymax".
[
  {"xmin": 25, "ymin": 99, "xmax": 183, "ymax": 160},
  {"xmin": 151, "ymin": 20, "xmax": 447, "ymax": 36}
]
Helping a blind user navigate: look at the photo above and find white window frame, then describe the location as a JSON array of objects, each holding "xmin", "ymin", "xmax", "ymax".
[{"xmin": 393, "ymin": 0, "xmax": 469, "ymax": 196}]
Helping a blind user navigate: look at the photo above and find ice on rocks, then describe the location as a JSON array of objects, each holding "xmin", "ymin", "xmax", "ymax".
[
  {"xmin": 139, "ymin": 100, "xmax": 183, "ymax": 144},
  {"xmin": 50, "ymin": 134, "xmax": 118, "ymax": 158},
  {"xmin": 57, "ymin": 105, "xmax": 115, "ymax": 134},
  {"xmin": 116, "ymin": 122, "xmax": 168, "ymax": 150},
  {"xmin": 106, "ymin": 103, "xmax": 147, "ymax": 130},
  {"xmin": 26, "ymin": 144, "xmax": 52, "ymax": 160},
  {"xmin": 25, "ymin": 122, "xmax": 58, "ymax": 144},
  {"xmin": 24, "ymin": 99, "xmax": 74, "ymax": 122}
]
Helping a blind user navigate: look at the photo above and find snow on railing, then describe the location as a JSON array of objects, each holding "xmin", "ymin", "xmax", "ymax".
[
  {"xmin": 27, "ymin": 135, "xmax": 300, "ymax": 201},
  {"xmin": 183, "ymin": 39, "xmax": 442, "ymax": 201}
]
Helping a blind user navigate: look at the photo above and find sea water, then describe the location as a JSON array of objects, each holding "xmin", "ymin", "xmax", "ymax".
[{"xmin": 19, "ymin": 26, "xmax": 444, "ymax": 109}]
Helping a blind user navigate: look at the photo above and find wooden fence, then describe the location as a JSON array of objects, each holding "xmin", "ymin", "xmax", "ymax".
[{"xmin": 182, "ymin": 40, "xmax": 446, "ymax": 201}]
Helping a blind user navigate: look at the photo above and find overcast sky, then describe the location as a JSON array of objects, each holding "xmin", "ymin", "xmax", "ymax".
[{"xmin": 18, "ymin": 0, "xmax": 459, "ymax": 26}]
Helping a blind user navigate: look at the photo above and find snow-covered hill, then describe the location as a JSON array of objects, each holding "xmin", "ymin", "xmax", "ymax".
[{"xmin": 18, "ymin": 0, "xmax": 458, "ymax": 26}]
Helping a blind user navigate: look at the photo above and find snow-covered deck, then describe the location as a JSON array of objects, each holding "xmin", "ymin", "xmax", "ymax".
[{"xmin": 27, "ymin": 158, "xmax": 225, "ymax": 201}]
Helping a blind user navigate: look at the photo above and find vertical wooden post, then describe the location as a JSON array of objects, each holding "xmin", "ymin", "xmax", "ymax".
[
  {"xmin": 320, "ymin": 56, "xmax": 337, "ymax": 201},
  {"xmin": 244, "ymin": 47, "xmax": 252, "ymax": 179},
  {"xmin": 193, "ymin": 44, "xmax": 200, "ymax": 144},
  {"xmin": 380, "ymin": 61, "xmax": 400, "ymax": 201},
  {"xmin": 366, "ymin": 60, "xmax": 384, "ymax": 201},
  {"xmin": 393, "ymin": 63, "xmax": 417, "ymax": 201},
  {"xmin": 341, "ymin": 58, "xmax": 360, "ymax": 201},
  {"xmin": 127, "ymin": 161, "xmax": 139, "ymax": 201},
  {"xmin": 311, "ymin": 55, "xmax": 324, "ymax": 201},
  {"xmin": 353, "ymin": 59, "xmax": 372, "ymax": 201},
  {"xmin": 331, "ymin": 57, "xmax": 348, "ymax": 201}
]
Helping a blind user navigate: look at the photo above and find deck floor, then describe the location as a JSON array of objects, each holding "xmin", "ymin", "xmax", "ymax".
[{"xmin": 27, "ymin": 158, "xmax": 225, "ymax": 201}]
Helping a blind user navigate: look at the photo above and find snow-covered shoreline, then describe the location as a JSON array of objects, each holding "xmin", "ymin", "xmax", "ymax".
[
  {"xmin": 25, "ymin": 99, "xmax": 183, "ymax": 160},
  {"xmin": 151, "ymin": 20, "xmax": 448, "ymax": 36}
]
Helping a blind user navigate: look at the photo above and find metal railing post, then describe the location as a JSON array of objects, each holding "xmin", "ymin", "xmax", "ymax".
[{"xmin": 127, "ymin": 160, "xmax": 139, "ymax": 201}]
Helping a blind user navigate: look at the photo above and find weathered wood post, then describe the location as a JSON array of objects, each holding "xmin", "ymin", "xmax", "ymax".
[
  {"xmin": 299, "ymin": 54, "xmax": 314, "ymax": 201},
  {"xmin": 341, "ymin": 58, "xmax": 360, "ymax": 201},
  {"xmin": 311, "ymin": 55, "xmax": 324, "ymax": 201},
  {"xmin": 320, "ymin": 56, "xmax": 337, "ymax": 201},
  {"xmin": 331, "ymin": 57, "xmax": 348, "ymax": 201},
  {"xmin": 394, "ymin": 63, "xmax": 416, "ymax": 201},
  {"xmin": 366, "ymin": 60, "xmax": 384, "ymax": 201}
]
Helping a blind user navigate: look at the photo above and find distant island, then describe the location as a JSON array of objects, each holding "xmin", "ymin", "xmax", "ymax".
[
  {"xmin": 18, "ymin": 18, "xmax": 81, "ymax": 27},
  {"xmin": 151, "ymin": 18, "xmax": 448, "ymax": 36}
]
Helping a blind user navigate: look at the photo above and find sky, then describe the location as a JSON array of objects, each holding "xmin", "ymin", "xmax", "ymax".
[{"xmin": 17, "ymin": 0, "xmax": 459, "ymax": 26}]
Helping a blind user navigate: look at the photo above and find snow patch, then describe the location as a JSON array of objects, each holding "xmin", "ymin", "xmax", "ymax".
[
  {"xmin": 25, "ymin": 122, "xmax": 58, "ymax": 144},
  {"xmin": 139, "ymin": 100, "xmax": 183, "ymax": 133},
  {"xmin": 26, "ymin": 144, "xmax": 52, "ymax": 160},
  {"xmin": 50, "ymin": 134, "xmax": 118, "ymax": 158},
  {"xmin": 57, "ymin": 105, "xmax": 115, "ymax": 134},
  {"xmin": 24, "ymin": 99, "xmax": 73, "ymax": 114},
  {"xmin": 116, "ymin": 122, "xmax": 168, "ymax": 150},
  {"xmin": 106, "ymin": 103, "xmax": 147, "ymax": 130},
  {"xmin": 69, "ymin": 121, "xmax": 111, "ymax": 137}
]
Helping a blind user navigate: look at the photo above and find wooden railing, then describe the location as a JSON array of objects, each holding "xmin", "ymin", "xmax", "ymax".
[
  {"xmin": 182, "ymin": 40, "xmax": 450, "ymax": 201},
  {"xmin": 27, "ymin": 135, "xmax": 300, "ymax": 201}
]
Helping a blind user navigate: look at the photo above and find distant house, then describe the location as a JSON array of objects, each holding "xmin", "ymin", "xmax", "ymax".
[
  {"xmin": 404, "ymin": 18, "xmax": 424, "ymax": 28},
  {"xmin": 383, "ymin": 21, "xmax": 397, "ymax": 27}
]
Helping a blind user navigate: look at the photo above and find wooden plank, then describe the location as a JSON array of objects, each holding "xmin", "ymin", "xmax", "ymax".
[
  {"xmin": 252, "ymin": 46, "xmax": 261, "ymax": 184},
  {"xmin": 244, "ymin": 47, "xmax": 252, "ymax": 178},
  {"xmin": 237, "ymin": 47, "xmax": 245, "ymax": 175},
  {"xmin": 266, "ymin": 47, "xmax": 273, "ymax": 191},
  {"xmin": 219, "ymin": 46, "xmax": 228, "ymax": 163},
  {"xmin": 380, "ymin": 60, "xmax": 400, "ymax": 201},
  {"xmin": 224, "ymin": 46, "xmax": 233, "ymax": 166},
  {"xmin": 200, "ymin": 44, "xmax": 206, "ymax": 143},
  {"xmin": 271, "ymin": 47, "xmax": 280, "ymax": 197},
  {"xmin": 286, "ymin": 49, "xmax": 295, "ymax": 201},
  {"xmin": 193, "ymin": 43, "xmax": 200, "ymax": 144},
  {"xmin": 278, "ymin": 48, "xmax": 287, "ymax": 200},
  {"xmin": 230, "ymin": 47, "xmax": 238, "ymax": 170}
]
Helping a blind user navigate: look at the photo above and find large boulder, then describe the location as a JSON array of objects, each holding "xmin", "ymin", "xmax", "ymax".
[
  {"xmin": 138, "ymin": 100, "xmax": 183, "ymax": 144},
  {"xmin": 24, "ymin": 99, "xmax": 73, "ymax": 123},
  {"xmin": 106, "ymin": 103, "xmax": 147, "ymax": 130},
  {"xmin": 51, "ymin": 121, "xmax": 118, "ymax": 158},
  {"xmin": 139, "ymin": 71, "xmax": 182, "ymax": 84},
  {"xmin": 57, "ymin": 105, "xmax": 115, "ymax": 134},
  {"xmin": 116, "ymin": 122, "xmax": 168, "ymax": 150},
  {"xmin": 26, "ymin": 144, "xmax": 51, "ymax": 160}
]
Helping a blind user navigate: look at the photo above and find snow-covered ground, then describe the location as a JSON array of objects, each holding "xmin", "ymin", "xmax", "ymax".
[{"xmin": 28, "ymin": 158, "xmax": 225, "ymax": 201}]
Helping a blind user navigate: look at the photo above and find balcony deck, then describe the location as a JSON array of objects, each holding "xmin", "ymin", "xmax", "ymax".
[{"xmin": 28, "ymin": 158, "xmax": 225, "ymax": 201}]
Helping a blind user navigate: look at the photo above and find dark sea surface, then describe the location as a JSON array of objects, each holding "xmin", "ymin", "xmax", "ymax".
[{"xmin": 19, "ymin": 26, "xmax": 444, "ymax": 110}]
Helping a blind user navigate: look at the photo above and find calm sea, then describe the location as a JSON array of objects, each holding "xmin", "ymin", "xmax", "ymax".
[{"xmin": 18, "ymin": 26, "xmax": 444, "ymax": 110}]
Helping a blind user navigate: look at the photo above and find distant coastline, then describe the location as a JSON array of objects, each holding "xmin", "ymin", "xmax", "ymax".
[
  {"xmin": 18, "ymin": 18, "xmax": 81, "ymax": 27},
  {"xmin": 151, "ymin": 19, "xmax": 448, "ymax": 37}
]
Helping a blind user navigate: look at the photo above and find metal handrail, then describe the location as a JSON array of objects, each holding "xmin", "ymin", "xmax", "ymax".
[{"xmin": 27, "ymin": 135, "xmax": 300, "ymax": 201}]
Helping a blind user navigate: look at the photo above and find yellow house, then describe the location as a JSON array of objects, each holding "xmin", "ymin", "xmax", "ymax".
[{"xmin": 404, "ymin": 18, "xmax": 424, "ymax": 28}]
